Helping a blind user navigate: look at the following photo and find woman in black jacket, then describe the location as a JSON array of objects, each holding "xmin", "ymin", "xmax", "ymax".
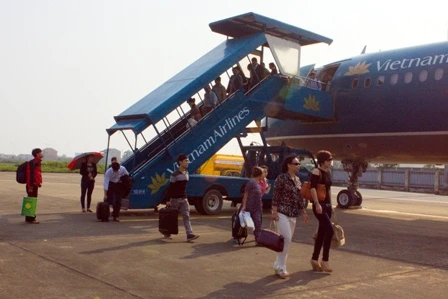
[
  {"xmin": 80, "ymin": 155, "xmax": 97, "ymax": 212},
  {"xmin": 310, "ymin": 150, "xmax": 334, "ymax": 272}
]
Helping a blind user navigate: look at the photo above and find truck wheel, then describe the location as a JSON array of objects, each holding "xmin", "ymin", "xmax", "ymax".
[
  {"xmin": 199, "ymin": 189, "xmax": 223, "ymax": 215},
  {"xmin": 194, "ymin": 200, "xmax": 206, "ymax": 214}
]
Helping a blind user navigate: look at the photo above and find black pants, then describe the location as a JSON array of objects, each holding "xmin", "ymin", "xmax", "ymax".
[
  {"xmin": 107, "ymin": 182, "xmax": 122, "ymax": 218},
  {"xmin": 25, "ymin": 186, "xmax": 38, "ymax": 222},
  {"xmin": 312, "ymin": 204, "xmax": 334, "ymax": 261},
  {"xmin": 80, "ymin": 179, "xmax": 95, "ymax": 209}
]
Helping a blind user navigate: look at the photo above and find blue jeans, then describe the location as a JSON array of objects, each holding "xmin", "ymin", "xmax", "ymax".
[{"xmin": 170, "ymin": 198, "xmax": 193, "ymax": 235}]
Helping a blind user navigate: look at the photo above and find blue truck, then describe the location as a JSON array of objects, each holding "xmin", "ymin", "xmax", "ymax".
[{"xmin": 184, "ymin": 134, "xmax": 317, "ymax": 215}]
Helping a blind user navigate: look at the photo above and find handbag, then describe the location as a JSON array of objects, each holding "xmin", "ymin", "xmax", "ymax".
[
  {"xmin": 301, "ymin": 169, "xmax": 326, "ymax": 202},
  {"xmin": 257, "ymin": 221, "xmax": 284, "ymax": 252},
  {"xmin": 21, "ymin": 197, "xmax": 37, "ymax": 217},
  {"xmin": 301, "ymin": 181, "xmax": 326, "ymax": 202},
  {"xmin": 312, "ymin": 210, "xmax": 345, "ymax": 248},
  {"xmin": 331, "ymin": 211, "xmax": 345, "ymax": 248}
]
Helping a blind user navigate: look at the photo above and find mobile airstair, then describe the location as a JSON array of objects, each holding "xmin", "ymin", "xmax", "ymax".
[{"xmin": 105, "ymin": 12, "xmax": 333, "ymax": 209}]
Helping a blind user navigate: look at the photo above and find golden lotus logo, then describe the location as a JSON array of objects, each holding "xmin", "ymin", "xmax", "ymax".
[
  {"xmin": 303, "ymin": 95, "xmax": 320, "ymax": 111},
  {"xmin": 25, "ymin": 203, "xmax": 31, "ymax": 209},
  {"xmin": 148, "ymin": 172, "xmax": 169, "ymax": 194},
  {"xmin": 344, "ymin": 61, "xmax": 371, "ymax": 76}
]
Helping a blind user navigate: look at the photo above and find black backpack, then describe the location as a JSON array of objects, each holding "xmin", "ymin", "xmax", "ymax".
[
  {"xmin": 16, "ymin": 161, "xmax": 28, "ymax": 184},
  {"xmin": 231, "ymin": 208, "xmax": 247, "ymax": 246}
]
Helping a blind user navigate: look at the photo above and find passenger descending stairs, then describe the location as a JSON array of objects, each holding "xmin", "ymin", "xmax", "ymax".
[{"xmin": 125, "ymin": 76, "xmax": 286, "ymax": 209}]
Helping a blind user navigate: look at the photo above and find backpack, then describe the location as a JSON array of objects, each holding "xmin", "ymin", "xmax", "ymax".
[
  {"xmin": 231, "ymin": 208, "xmax": 247, "ymax": 246},
  {"xmin": 16, "ymin": 161, "xmax": 28, "ymax": 184}
]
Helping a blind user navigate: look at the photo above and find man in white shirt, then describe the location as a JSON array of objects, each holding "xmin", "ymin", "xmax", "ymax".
[
  {"xmin": 202, "ymin": 85, "xmax": 218, "ymax": 115},
  {"xmin": 103, "ymin": 162, "xmax": 129, "ymax": 222}
]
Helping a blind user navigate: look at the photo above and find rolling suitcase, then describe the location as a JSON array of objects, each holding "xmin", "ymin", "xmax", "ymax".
[
  {"xmin": 96, "ymin": 201, "xmax": 110, "ymax": 222},
  {"xmin": 158, "ymin": 207, "xmax": 178, "ymax": 235}
]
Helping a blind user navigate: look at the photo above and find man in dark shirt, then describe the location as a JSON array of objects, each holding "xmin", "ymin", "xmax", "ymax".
[
  {"xmin": 166, "ymin": 154, "xmax": 199, "ymax": 242},
  {"xmin": 25, "ymin": 148, "xmax": 44, "ymax": 224}
]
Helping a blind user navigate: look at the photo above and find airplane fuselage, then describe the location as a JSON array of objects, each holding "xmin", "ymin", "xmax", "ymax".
[{"xmin": 266, "ymin": 41, "xmax": 448, "ymax": 164}]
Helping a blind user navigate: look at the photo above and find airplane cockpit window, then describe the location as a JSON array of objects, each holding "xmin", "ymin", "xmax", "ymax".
[
  {"xmin": 352, "ymin": 78, "xmax": 359, "ymax": 89},
  {"xmin": 404, "ymin": 72, "xmax": 413, "ymax": 84},
  {"xmin": 377, "ymin": 76, "xmax": 385, "ymax": 86},
  {"xmin": 435, "ymin": 68, "xmax": 444, "ymax": 81},
  {"xmin": 364, "ymin": 78, "xmax": 371, "ymax": 88},
  {"xmin": 390, "ymin": 74, "xmax": 399, "ymax": 85},
  {"xmin": 419, "ymin": 70, "xmax": 428, "ymax": 82}
]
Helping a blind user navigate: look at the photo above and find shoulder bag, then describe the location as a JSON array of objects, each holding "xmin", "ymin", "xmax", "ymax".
[{"xmin": 301, "ymin": 169, "xmax": 326, "ymax": 202}]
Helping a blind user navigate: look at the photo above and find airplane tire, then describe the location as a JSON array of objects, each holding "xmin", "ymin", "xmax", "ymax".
[
  {"xmin": 199, "ymin": 189, "xmax": 223, "ymax": 215},
  {"xmin": 337, "ymin": 190, "xmax": 353, "ymax": 209},
  {"xmin": 354, "ymin": 191, "xmax": 363, "ymax": 206}
]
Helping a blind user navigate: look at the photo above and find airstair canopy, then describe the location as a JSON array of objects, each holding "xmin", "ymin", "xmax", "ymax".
[
  {"xmin": 107, "ymin": 32, "xmax": 267, "ymax": 135},
  {"xmin": 209, "ymin": 12, "xmax": 332, "ymax": 46}
]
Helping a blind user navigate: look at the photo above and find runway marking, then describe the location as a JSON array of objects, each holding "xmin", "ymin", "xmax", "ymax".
[
  {"xmin": 360, "ymin": 207, "xmax": 448, "ymax": 220},
  {"xmin": 361, "ymin": 195, "xmax": 448, "ymax": 205}
]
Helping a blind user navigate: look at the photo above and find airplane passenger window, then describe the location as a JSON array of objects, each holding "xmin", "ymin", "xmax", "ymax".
[
  {"xmin": 404, "ymin": 72, "xmax": 413, "ymax": 83},
  {"xmin": 364, "ymin": 78, "xmax": 371, "ymax": 87},
  {"xmin": 377, "ymin": 76, "xmax": 385, "ymax": 86},
  {"xmin": 435, "ymin": 68, "xmax": 444, "ymax": 81},
  {"xmin": 390, "ymin": 74, "xmax": 399, "ymax": 85},
  {"xmin": 352, "ymin": 78, "xmax": 358, "ymax": 89},
  {"xmin": 419, "ymin": 70, "xmax": 428, "ymax": 82}
]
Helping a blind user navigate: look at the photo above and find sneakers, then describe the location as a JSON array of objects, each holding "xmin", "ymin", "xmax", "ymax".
[
  {"xmin": 87, "ymin": 209, "xmax": 93, "ymax": 213},
  {"xmin": 187, "ymin": 234, "xmax": 199, "ymax": 242}
]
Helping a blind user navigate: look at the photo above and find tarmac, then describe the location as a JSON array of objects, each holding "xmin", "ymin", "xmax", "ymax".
[{"xmin": 1, "ymin": 172, "xmax": 448, "ymax": 299}]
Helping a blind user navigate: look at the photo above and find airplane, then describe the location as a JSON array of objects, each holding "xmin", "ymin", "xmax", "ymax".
[{"xmin": 263, "ymin": 40, "xmax": 448, "ymax": 208}]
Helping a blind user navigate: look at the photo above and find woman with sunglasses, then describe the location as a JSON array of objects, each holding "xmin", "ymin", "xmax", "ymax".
[
  {"xmin": 271, "ymin": 154, "xmax": 309, "ymax": 278},
  {"xmin": 310, "ymin": 150, "xmax": 334, "ymax": 273}
]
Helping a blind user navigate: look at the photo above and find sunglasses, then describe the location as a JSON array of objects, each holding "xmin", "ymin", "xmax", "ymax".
[
  {"xmin": 326, "ymin": 158, "xmax": 333, "ymax": 161},
  {"xmin": 290, "ymin": 162, "xmax": 300, "ymax": 166}
]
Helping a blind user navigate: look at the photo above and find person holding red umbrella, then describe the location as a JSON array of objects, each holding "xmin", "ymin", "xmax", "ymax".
[{"xmin": 79, "ymin": 154, "xmax": 98, "ymax": 212}]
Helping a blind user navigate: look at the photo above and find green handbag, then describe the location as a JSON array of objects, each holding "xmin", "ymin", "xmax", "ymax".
[{"xmin": 21, "ymin": 197, "xmax": 37, "ymax": 217}]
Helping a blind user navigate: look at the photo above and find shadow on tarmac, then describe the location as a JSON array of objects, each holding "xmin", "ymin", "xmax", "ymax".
[{"xmin": 197, "ymin": 271, "xmax": 327, "ymax": 299}]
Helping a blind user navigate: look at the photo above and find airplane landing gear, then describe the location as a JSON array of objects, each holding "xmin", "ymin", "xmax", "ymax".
[{"xmin": 336, "ymin": 160, "xmax": 367, "ymax": 209}]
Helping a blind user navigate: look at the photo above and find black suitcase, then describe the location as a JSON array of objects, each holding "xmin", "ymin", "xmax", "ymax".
[
  {"xmin": 96, "ymin": 201, "xmax": 110, "ymax": 222},
  {"xmin": 158, "ymin": 207, "xmax": 178, "ymax": 235}
]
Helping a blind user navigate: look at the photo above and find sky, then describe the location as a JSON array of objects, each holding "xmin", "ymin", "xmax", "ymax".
[{"xmin": 1, "ymin": 0, "xmax": 447, "ymax": 157}]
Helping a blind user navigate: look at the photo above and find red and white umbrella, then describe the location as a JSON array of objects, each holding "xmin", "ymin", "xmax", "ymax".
[{"xmin": 67, "ymin": 152, "xmax": 103, "ymax": 171}]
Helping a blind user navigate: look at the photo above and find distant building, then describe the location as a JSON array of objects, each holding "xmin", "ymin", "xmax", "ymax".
[
  {"xmin": 43, "ymin": 148, "xmax": 58, "ymax": 161},
  {"xmin": 17, "ymin": 154, "xmax": 34, "ymax": 161}
]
